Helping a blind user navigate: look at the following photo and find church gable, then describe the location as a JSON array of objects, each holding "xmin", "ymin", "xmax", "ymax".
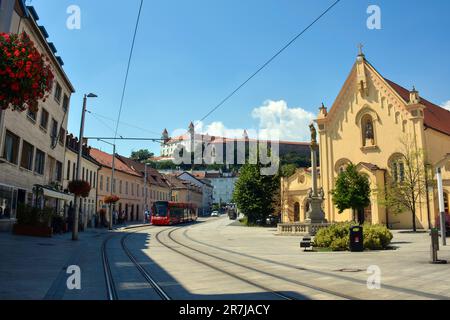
[{"xmin": 317, "ymin": 53, "xmax": 421, "ymax": 164}]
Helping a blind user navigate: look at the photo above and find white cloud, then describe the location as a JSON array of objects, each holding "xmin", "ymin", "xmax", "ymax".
[
  {"xmin": 441, "ymin": 100, "xmax": 450, "ymax": 111},
  {"xmin": 251, "ymin": 100, "xmax": 315, "ymax": 141},
  {"xmin": 170, "ymin": 99, "xmax": 315, "ymax": 142}
]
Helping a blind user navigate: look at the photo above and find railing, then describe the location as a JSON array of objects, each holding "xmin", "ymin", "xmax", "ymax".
[{"xmin": 277, "ymin": 222, "xmax": 330, "ymax": 236}]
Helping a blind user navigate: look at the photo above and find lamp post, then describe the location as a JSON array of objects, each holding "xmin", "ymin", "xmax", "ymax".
[
  {"xmin": 73, "ymin": 93, "xmax": 97, "ymax": 241},
  {"xmin": 144, "ymin": 163, "xmax": 149, "ymax": 224},
  {"xmin": 436, "ymin": 167, "xmax": 447, "ymax": 246}
]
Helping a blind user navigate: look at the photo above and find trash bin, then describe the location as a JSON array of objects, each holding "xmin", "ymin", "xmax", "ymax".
[{"xmin": 349, "ymin": 226, "xmax": 364, "ymax": 252}]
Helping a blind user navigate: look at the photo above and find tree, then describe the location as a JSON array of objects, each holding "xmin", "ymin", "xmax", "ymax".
[
  {"xmin": 233, "ymin": 164, "xmax": 278, "ymax": 225},
  {"xmin": 331, "ymin": 163, "xmax": 371, "ymax": 223},
  {"xmin": 381, "ymin": 136, "xmax": 428, "ymax": 232},
  {"xmin": 131, "ymin": 149, "xmax": 154, "ymax": 162}
]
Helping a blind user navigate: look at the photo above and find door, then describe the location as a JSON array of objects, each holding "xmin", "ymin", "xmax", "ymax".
[{"xmin": 294, "ymin": 202, "xmax": 300, "ymax": 222}]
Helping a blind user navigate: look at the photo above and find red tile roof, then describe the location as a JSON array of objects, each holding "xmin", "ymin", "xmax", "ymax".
[
  {"xmin": 385, "ymin": 79, "xmax": 450, "ymax": 136},
  {"xmin": 90, "ymin": 148, "xmax": 141, "ymax": 177},
  {"xmin": 116, "ymin": 155, "xmax": 169, "ymax": 188}
]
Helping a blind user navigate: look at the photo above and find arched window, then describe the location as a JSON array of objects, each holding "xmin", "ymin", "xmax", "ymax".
[
  {"xmin": 294, "ymin": 202, "xmax": 300, "ymax": 222},
  {"xmin": 361, "ymin": 114, "xmax": 375, "ymax": 147},
  {"xmin": 389, "ymin": 154, "xmax": 405, "ymax": 184}
]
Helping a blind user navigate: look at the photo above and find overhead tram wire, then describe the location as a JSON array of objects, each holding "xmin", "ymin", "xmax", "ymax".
[
  {"xmin": 113, "ymin": 0, "xmax": 144, "ymax": 145},
  {"xmin": 87, "ymin": 110, "xmax": 162, "ymax": 136},
  {"xmin": 193, "ymin": 0, "xmax": 342, "ymax": 128}
]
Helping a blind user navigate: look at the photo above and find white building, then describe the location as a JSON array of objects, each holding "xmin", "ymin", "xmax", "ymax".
[
  {"xmin": 207, "ymin": 173, "xmax": 238, "ymax": 205},
  {"xmin": 177, "ymin": 172, "xmax": 213, "ymax": 216}
]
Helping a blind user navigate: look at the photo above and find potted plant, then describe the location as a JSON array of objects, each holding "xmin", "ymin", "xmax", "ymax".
[
  {"xmin": 68, "ymin": 180, "xmax": 91, "ymax": 198},
  {"xmin": 0, "ymin": 32, "xmax": 54, "ymax": 112},
  {"xmin": 104, "ymin": 195, "xmax": 120, "ymax": 205},
  {"xmin": 13, "ymin": 204, "xmax": 54, "ymax": 238}
]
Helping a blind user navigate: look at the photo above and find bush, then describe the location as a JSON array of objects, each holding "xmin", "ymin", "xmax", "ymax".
[
  {"xmin": 314, "ymin": 222, "xmax": 393, "ymax": 251},
  {"xmin": 364, "ymin": 224, "xmax": 393, "ymax": 250},
  {"xmin": 16, "ymin": 204, "xmax": 56, "ymax": 228}
]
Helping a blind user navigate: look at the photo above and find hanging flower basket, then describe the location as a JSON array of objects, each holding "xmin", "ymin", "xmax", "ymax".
[
  {"xmin": 0, "ymin": 32, "xmax": 54, "ymax": 112},
  {"xmin": 68, "ymin": 180, "xmax": 91, "ymax": 198},
  {"xmin": 104, "ymin": 195, "xmax": 120, "ymax": 204}
]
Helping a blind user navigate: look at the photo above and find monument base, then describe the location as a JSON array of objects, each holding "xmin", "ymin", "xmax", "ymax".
[
  {"xmin": 277, "ymin": 222, "xmax": 330, "ymax": 236},
  {"xmin": 305, "ymin": 197, "xmax": 327, "ymax": 225}
]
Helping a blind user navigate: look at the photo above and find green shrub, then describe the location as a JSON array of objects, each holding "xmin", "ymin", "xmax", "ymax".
[
  {"xmin": 314, "ymin": 222, "xmax": 393, "ymax": 251},
  {"xmin": 363, "ymin": 224, "xmax": 393, "ymax": 250}
]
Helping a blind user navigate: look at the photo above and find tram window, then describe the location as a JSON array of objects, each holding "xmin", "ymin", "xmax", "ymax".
[{"xmin": 153, "ymin": 202, "xmax": 168, "ymax": 217}]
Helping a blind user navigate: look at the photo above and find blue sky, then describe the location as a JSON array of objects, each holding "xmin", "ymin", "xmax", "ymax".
[{"xmin": 27, "ymin": 0, "xmax": 450, "ymax": 156}]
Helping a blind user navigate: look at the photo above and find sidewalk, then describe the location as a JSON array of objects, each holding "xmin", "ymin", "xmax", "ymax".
[{"xmin": 0, "ymin": 228, "xmax": 110, "ymax": 300}]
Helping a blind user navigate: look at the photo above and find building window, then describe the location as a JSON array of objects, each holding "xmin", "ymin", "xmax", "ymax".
[
  {"xmin": 100, "ymin": 175, "xmax": 104, "ymax": 191},
  {"xmin": 34, "ymin": 149, "xmax": 45, "ymax": 175},
  {"xmin": 67, "ymin": 160, "xmax": 71, "ymax": 180},
  {"xmin": 125, "ymin": 182, "xmax": 128, "ymax": 194},
  {"xmin": 444, "ymin": 192, "xmax": 449, "ymax": 214},
  {"xmin": 59, "ymin": 128, "xmax": 66, "ymax": 145},
  {"xmin": 82, "ymin": 168, "xmax": 85, "ymax": 181},
  {"xmin": 0, "ymin": 185, "xmax": 15, "ymax": 220},
  {"xmin": 90, "ymin": 171, "xmax": 93, "ymax": 186},
  {"xmin": 27, "ymin": 109, "xmax": 37, "ymax": 122},
  {"xmin": 361, "ymin": 114, "xmax": 375, "ymax": 147},
  {"xmin": 56, "ymin": 161, "xmax": 63, "ymax": 182},
  {"xmin": 390, "ymin": 155, "xmax": 406, "ymax": 184},
  {"xmin": 40, "ymin": 109, "xmax": 49, "ymax": 130},
  {"xmin": 51, "ymin": 119, "xmax": 58, "ymax": 142},
  {"xmin": 3, "ymin": 131, "xmax": 20, "ymax": 164},
  {"xmin": 72, "ymin": 162, "xmax": 76, "ymax": 180},
  {"xmin": 106, "ymin": 177, "xmax": 110, "ymax": 192},
  {"xmin": 20, "ymin": 140, "xmax": 34, "ymax": 170},
  {"xmin": 54, "ymin": 82, "xmax": 62, "ymax": 104},
  {"xmin": 93, "ymin": 173, "xmax": 97, "ymax": 188},
  {"xmin": 119, "ymin": 180, "xmax": 123, "ymax": 194},
  {"xmin": 62, "ymin": 94, "xmax": 70, "ymax": 112}
]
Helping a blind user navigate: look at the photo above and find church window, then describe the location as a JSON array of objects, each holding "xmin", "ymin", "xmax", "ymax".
[
  {"xmin": 389, "ymin": 154, "xmax": 406, "ymax": 184},
  {"xmin": 361, "ymin": 114, "xmax": 375, "ymax": 147}
]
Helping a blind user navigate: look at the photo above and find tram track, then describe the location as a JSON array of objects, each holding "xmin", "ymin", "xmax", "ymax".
[
  {"xmin": 101, "ymin": 225, "xmax": 171, "ymax": 300},
  {"xmin": 166, "ymin": 227, "xmax": 360, "ymax": 300},
  {"xmin": 154, "ymin": 227, "xmax": 299, "ymax": 300},
  {"xmin": 182, "ymin": 227, "xmax": 450, "ymax": 300}
]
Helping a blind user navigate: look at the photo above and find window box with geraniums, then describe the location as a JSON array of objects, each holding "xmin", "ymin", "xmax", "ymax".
[
  {"xmin": 0, "ymin": 32, "xmax": 54, "ymax": 112},
  {"xmin": 104, "ymin": 195, "xmax": 120, "ymax": 204}
]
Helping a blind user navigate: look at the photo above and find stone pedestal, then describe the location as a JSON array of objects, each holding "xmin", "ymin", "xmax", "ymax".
[{"xmin": 305, "ymin": 197, "xmax": 327, "ymax": 224}]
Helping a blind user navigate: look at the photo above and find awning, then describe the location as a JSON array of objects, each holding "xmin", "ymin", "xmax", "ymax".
[{"xmin": 41, "ymin": 187, "xmax": 74, "ymax": 202}]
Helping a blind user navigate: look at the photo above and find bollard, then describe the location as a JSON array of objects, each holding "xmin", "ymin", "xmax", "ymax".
[{"xmin": 430, "ymin": 228, "xmax": 447, "ymax": 265}]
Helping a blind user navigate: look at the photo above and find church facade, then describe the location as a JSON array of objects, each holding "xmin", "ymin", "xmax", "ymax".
[{"xmin": 281, "ymin": 51, "xmax": 450, "ymax": 230}]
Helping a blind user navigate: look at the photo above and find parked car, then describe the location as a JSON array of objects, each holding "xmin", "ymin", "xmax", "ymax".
[
  {"xmin": 211, "ymin": 211, "xmax": 220, "ymax": 217},
  {"xmin": 266, "ymin": 215, "xmax": 280, "ymax": 227}
]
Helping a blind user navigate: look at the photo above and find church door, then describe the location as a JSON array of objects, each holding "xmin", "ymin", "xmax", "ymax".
[
  {"xmin": 364, "ymin": 204, "xmax": 372, "ymax": 225},
  {"xmin": 294, "ymin": 203, "xmax": 300, "ymax": 222}
]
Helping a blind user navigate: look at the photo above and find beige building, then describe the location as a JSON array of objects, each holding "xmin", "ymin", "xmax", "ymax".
[
  {"xmin": 282, "ymin": 51, "xmax": 450, "ymax": 230},
  {"xmin": 63, "ymin": 135, "xmax": 100, "ymax": 228},
  {"xmin": 0, "ymin": 2, "xmax": 75, "ymax": 231},
  {"xmin": 164, "ymin": 175, "xmax": 203, "ymax": 214},
  {"xmin": 90, "ymin": 149, "xmax": 145, "ymax": 223},
  {"xmin": 116, "ymin": 155, "xmax": 172, "ymax": 214}
]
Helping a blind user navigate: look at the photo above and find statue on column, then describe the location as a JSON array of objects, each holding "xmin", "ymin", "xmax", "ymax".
[{"xmin": 310, "ymin": 123, "xmax": 318, "ymax": 148}]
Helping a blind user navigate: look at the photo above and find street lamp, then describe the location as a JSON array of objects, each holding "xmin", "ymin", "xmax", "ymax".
[
  {"xmin": 144, "ymin": 163, "xmax": 150, "ymax": 224},
  {"xmin": 73, "ymin": 93, "xmax": 97, "ymax": 241}
]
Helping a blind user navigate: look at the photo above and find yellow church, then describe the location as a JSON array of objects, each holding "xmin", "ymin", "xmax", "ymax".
[{"xmin": 281, "ymin": 50, "xmax": 450, "ymax": 230}]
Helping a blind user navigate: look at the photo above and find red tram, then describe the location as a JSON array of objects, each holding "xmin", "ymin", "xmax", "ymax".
[{"xmin": 151, "ymin": 201, "xmax": 198, "ymax": 226}]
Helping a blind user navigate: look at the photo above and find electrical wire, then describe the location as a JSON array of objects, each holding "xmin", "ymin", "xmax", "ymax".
[
  {"xmin": 113, "ymin": 0, "xmax": 144, "ymax": 144},
  {"xmin": 194, "ymin": 0, "xmax": 342, "ymax": 129}
]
